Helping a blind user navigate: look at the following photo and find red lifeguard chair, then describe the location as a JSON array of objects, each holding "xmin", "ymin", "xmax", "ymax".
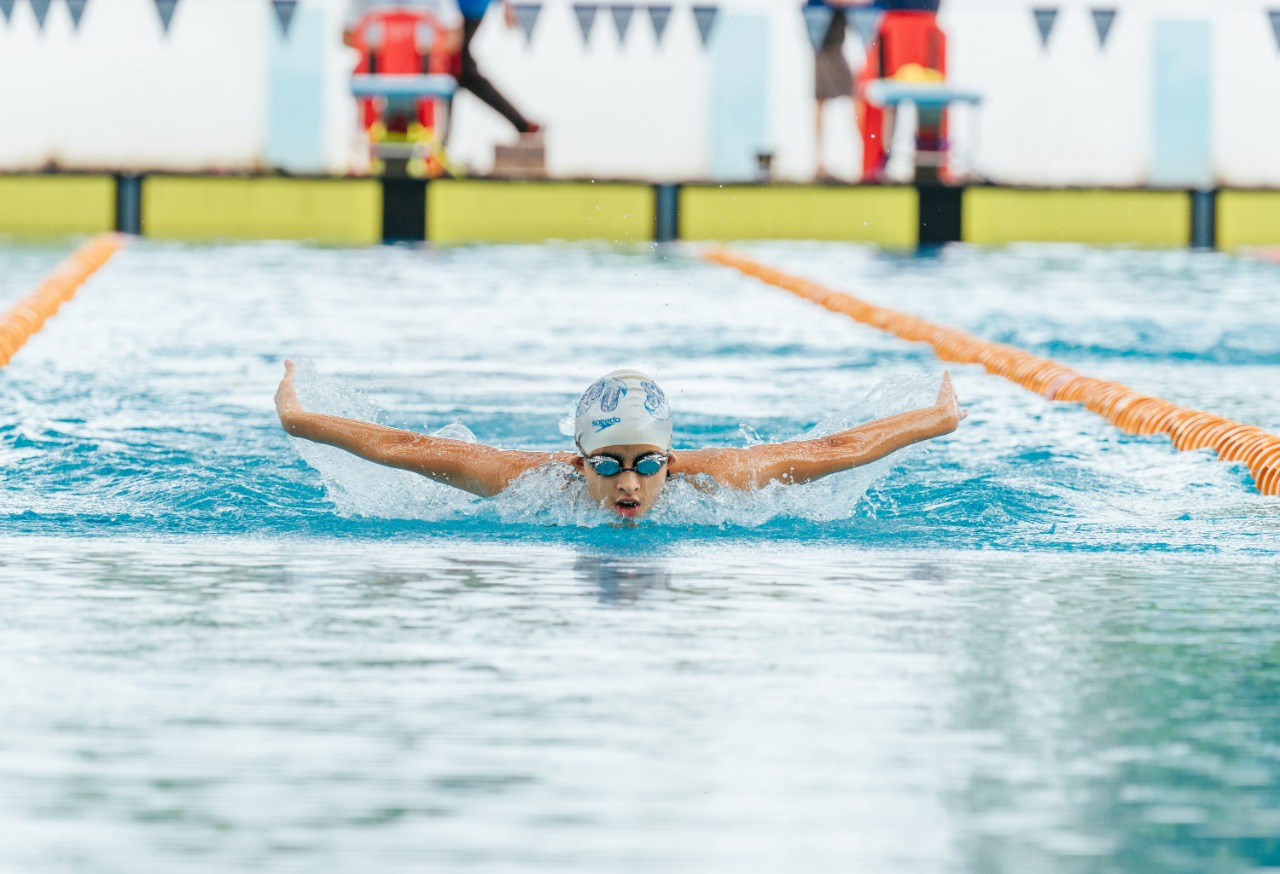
[
  {"xmin": 347, "ymin": 7, "xmax": 461, "ymax": 177},
  {"xmin": 855, "ymin": 9, "xmax": 949, "ymax": 183}
]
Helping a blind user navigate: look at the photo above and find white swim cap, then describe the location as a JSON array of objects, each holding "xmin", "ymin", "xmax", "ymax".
[{"xmin": 574, "ymin": 369, "xmax": 673, "ymax": 455}]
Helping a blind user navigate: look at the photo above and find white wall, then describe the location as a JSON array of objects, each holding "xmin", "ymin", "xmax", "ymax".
[
  {"xmin": 449, "ymin": 0, "xmax": 715, "ymax": 179},
  {"xmin": 1214, "ymin": 6, "xmax": 1280, "ymax": 186},
  {"xmin": 2, "ymin": 0, "xmax": 1279, "ymax": 185},
  {"xmin": 0, "ymin": 0, "xmax": 271, "ymax": 171},
  {"xmin": 944, "ymin": 5, "xmax": 1153, "ymax": 186}
]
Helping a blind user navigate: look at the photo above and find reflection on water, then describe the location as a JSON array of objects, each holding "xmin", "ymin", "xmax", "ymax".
[
  {"xmin": 2, "ymin": 539, "xmax": 1278, "ymax": 873},
  {"xmin": 946, "ymin": 561, "xmax": 1280, "ymax": 873},
  {"xmin": 573, "ymin": 551, "xmax": 672, "ymax": 603}
]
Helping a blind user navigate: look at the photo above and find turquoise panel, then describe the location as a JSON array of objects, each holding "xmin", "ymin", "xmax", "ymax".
[
  {"xmin": 1151, "ymin": 20, "xmax": 1212, "ymax": 188},
  {"xmin": 709, "ymin": 13, "xmax": 771, "ymax": 182},
  {"xmin": 266, "ymin": 5, "xmax": 327, "ymax": 172}
]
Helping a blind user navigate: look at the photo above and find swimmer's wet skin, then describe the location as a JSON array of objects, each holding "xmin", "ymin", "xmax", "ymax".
[{"xmin": 275, "ymin": 362, "xmax": 965, "ymax": 521}]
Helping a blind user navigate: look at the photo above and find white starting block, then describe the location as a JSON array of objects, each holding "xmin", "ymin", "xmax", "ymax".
[
  {"xmin": 864, "ymin": 80, "xmax": 982, "ymax": 109},
  {"xmin": 864, "ymin": 80, "xmax": 983, "ymax": 184},
  {"xmin": 350, "ymin": 73, "xmax": 458, "ymax": 100}
]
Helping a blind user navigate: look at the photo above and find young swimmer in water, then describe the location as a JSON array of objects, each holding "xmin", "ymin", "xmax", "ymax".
[{"xmin": 275, "ymin": 361, "xmax": 965, "ymax": 520}]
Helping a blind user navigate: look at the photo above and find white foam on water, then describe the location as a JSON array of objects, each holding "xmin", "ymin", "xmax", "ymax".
[
  {"xmin": 492, "ymin": 462, "xmax": 603, "ymax": 527},
  {"xmin": 288, "ymin": 359, "xmax": 479, "ymax": 521}
]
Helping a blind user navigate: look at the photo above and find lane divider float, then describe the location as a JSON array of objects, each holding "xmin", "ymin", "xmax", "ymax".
[
  {"xmin": 0, "ymin": 233, "xmax": 125, "ymax": 369},
  {"xmin": 704, "ymin": 247, "xmax": 1280, "ymax": 496}
]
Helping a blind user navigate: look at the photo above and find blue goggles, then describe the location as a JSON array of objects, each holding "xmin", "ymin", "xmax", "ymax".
[{"xmin": 584, "ymin": 452, "xmax": 668, "ymax": 477}]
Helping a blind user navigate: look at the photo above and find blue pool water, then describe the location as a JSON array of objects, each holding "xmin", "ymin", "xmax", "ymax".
[{"xmin": 2, "ymin": 239, "xmax": 1279, "ymax": 872}]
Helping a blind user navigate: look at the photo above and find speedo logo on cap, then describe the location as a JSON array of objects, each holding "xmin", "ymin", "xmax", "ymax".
[{"xmin": 592, "ymin": 417, "xmax": 621, "ymax": 432}]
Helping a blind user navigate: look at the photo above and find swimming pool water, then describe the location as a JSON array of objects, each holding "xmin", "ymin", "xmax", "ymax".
[
  {"xmin": 4, "ymin": 239, "xmax": 1278, "ymax": 548},
  {"xmin": 2, "ymin": 239, "xmax": 1279, "ymax": 872}
]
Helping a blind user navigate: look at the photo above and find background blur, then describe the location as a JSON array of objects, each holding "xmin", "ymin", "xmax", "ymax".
[{"xmin": 2, "ymin": 0, "xmax": 1276, "ymax": 185}]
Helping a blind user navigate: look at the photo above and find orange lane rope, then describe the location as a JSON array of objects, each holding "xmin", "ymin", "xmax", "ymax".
[
  {"xmin": 703, "ymin": 247, "xmax": 1280, "ymax": 497},
  {"xmin": 0, "ymin": 233, "xmax": 125, "ymax": 369}
]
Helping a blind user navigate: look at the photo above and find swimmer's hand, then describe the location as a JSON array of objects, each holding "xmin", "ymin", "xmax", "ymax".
[
  {"xmin": 275, "ymin": 359, "xmax": 303, "ymax": 428},
  {"xmin": 936, "ymin": 371, "xmax": 967, "ymax": 431}
]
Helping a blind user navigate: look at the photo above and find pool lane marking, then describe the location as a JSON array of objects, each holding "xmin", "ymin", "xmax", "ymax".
[
  {"xmin": 0, "ymin": 233, "xmax": 125, "ymax": 369},
  {"xmin": 703, "ymin": 247, "xmax": 1280, "ymax": 497}
]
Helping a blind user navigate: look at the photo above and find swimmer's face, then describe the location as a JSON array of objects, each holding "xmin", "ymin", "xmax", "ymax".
[{"xmin": 571, "ymin": 443, "xmax": 673, "ymax": 521}]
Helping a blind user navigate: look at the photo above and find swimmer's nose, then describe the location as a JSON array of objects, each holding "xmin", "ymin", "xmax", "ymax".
[{"xmin": 615, "ymin": 471, "xmax": 642, "ymax": 492}]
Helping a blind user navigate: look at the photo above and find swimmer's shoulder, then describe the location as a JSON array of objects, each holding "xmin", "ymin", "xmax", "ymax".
[
  {"xmin": 671, "ymin": 471, "xmax": 721, "ymax": 493},
  {"xmin": 668, "ymin": 447, "xmax": 738, "ymax": 484},
  {"xmin": 503, "ymin": 450, "xmax": 577, "ymax": 476}
]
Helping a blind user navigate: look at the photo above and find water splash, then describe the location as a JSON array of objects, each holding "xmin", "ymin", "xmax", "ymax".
[
  {"xmin": 286, "ymin": 364, "xmax": 938, "ymax": 528},
  {"xmin": 803, "ymin": 372, "xmax": 942, "ymax": 438},
  {"xmin": 288, "ymin": 360, "xmax": 478, "ymax": 521},
  {"xmin": 737, "ymin": 423, "xmax": 765, "ymax": 445}
]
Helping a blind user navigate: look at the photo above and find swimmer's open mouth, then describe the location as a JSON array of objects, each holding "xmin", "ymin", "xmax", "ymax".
[{"xmin": 615, "ymin": 498, "xmax": 641, "ymax": 513}]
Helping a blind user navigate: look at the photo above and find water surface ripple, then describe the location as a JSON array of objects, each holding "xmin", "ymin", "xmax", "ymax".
[{"xmin": 1, "ymin": 541, "xmax": 1278, "ymax": 873}]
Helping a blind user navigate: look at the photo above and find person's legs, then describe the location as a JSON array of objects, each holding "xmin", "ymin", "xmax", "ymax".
[
  {"xmin": 457, "ymin": 17, "xmax": 534, "ymax": 134},
  {"xmin": 814, "ymin": 30, "xmax": 852, "ymax": 181}
]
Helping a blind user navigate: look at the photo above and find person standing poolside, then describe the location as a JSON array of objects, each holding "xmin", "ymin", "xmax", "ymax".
[
  {"xmin": 275, "ymin": 364, "xmax": 965, "ymax": 521},
  {"xmin": 811, "ymin": 0, "xmax": 855, "ymax": 181},
  {"xmin": 454, "ymin": 0, "xmax": 541, "ymax": 137}
]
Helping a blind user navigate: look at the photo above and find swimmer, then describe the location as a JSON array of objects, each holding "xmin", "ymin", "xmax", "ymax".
[{"xmin": 275, "ymin": 362, "xmax": 965, "ymax": 520}]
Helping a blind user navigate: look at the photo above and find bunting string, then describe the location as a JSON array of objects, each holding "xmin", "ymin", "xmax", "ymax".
[{"xmin": 0, "ymin": 2, "xmax": 1172, "ymax": 60}]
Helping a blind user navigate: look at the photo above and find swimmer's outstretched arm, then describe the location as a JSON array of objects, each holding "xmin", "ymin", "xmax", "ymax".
[
  {"xmin": 274, "ymin": 361, "xmax": 574, "ymax": 497},
  {"xmin": 669, "ymin": 373, "xmax": 965, "ymax": 490}
]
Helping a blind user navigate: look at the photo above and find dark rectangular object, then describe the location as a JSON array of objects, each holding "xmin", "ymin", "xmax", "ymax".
[
  {"xmin": 654, "ymin": 183, "xmax": 679, "ymax": 242},
  {"xmin": 917, "ymin": 184, "xmax": 962, "ymax": 245},
  {"xmin": 116, "ymin": 173, "xmax": 142, "ymax": 235},
  {"xmin": 382, "ymin": 177, "xmax": 427, "ymax": 243},
  {"xmin": 1190, "ymin": 188, "xmax": 1216, "ymax": 249}
]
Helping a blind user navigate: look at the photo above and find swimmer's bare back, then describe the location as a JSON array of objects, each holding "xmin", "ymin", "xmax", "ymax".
[{"xmin": 275, "ymin": 361, "xmax": 965, "ymax": 497}]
